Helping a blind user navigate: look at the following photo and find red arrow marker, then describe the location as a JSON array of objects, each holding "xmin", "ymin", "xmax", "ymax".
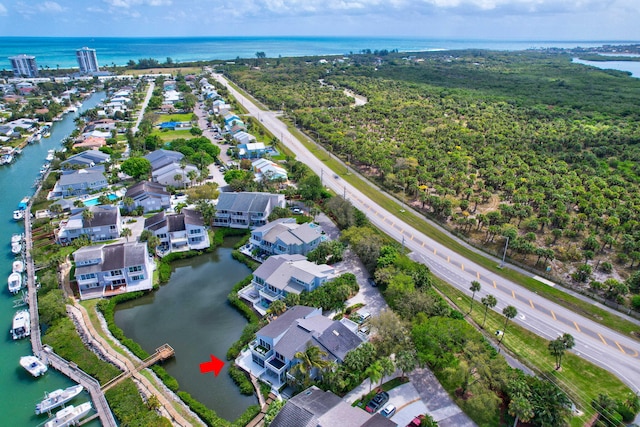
[{"xmin": 199, "ymin": 354, "xmax": 225, "ymax": 376}]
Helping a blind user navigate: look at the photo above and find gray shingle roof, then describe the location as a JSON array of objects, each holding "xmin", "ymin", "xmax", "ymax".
[
  {"xmin": 74, "ymin": 205, "xmax": 118, "ymax": 227},
  {"xmin": 216, "ymin": 192, "xmax": 282, "ymax": 214},
  {"xmin": 62, "ymin": 150, "xmax": 110, "ymax": 167},
  {"xmin": 75, "ymin": 242, "xmax": 147, "ymax": 275},
  {"xmin": 144, "ymin": 149, "xmax": 184, "ymax": 171},
  {"xmin": 183, "ymin": 208, "xmax": 204, "ymax": 226},
  {"xmin": 125, "ymin": 181, "xmax": 168, "ymax": 199},
  {"xmin": 167, "ymin": 214, "xmax": 186, "ymax": 232},
  {"xmin": 58, "ymin": 166, "xmax": 105, "ymax": 186},
  {"xmin": 144, "ymin": 211, "xmax": 166, "ymax": 230},
  {"xmin": 314, "ymin": 321, "xmax": 363, "ymax": 362},
  {"xmin": 258, "ymin": 305, "xmax": 317, "ymax": 339}
]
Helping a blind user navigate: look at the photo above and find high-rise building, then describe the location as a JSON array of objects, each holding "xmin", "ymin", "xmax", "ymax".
[
  {"xmin": 9, "ymin": 54, "xmax": 38, "ymax": 77},
  {"xmin": 76, "ymin": 47, "xmax": 100, "ymax": 74}
]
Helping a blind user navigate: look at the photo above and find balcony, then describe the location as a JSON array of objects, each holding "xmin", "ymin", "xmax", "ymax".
[
  {"xmin": 266, "ymin": 355, "xmax": 288, "ymax": 375},
  {"xmin": 76, "ymin": 277, "xmax": 98, "ymax": 286},
  {"xmin": 249, "ymin": 340, "xmax": 273, "ymax": 359}
]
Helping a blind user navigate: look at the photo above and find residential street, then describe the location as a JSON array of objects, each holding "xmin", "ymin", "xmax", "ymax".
[{"xmin": 211, "ymin": 72, "xmax": 640, "ymax": 394}]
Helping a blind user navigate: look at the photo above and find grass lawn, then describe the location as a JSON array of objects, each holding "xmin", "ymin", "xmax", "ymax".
[
  {"xmin": 434, "ymin": 277, "xmax": 633, "ymax": 427},
  {"xmin": 150, "ymin": 128, "xmax": 194, "ymax": 142},
  {"xmin": 154, "ymin": 113, "xmax": 195, "ymax": 124}
]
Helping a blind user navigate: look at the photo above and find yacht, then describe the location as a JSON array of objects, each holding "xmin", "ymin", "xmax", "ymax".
[
  {"xmin": 20, "ymin": 355, "xmax": 48, "ymax": 377},
  {"xmin": 11, "ymin": 241, "xmax": 22, "ymax": 253},
  {"xmin": 12, "ymin": 260, "xmax": 24, "ymax": 274},
  {"xmin": 35, "ymin": 385, "xmax": 84, "ymax": 415},
  {"xmin": 18, "ymin": 196, "xmax": 30, "ymax": 210},
  {"xmin": 8, "ymin": 272, "xmax": 22, "ymax": 294},
  {"xmin": 41, "ymin": 125, "xmax": 51, "ymax": 138},
  {"xmin": 46, "ymin": 150, "xmax": 55, "ymax": 162},
  {"xmin": 13, "ymin": 210, "xmax": 24, "ymax": 221},
  {"xmin": 11, "ymin": 309, "xmax": 30, "ymax": 340},
  {"xmin": 44, "ymin": 402, "xmax": 92, "ymax": 427},
  {"xmin": 11, "ymin": 233, "xmax": 23, "ymax": 244}
]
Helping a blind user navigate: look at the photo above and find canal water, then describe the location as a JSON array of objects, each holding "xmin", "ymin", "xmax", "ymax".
[
  {"xmin": 114, "ymin": 241, "xmax": 259, "ymax": 422},
  {"xmin": 572, "ymin": 57, "xmax": 640, "ymax": 78},
  {"xmin": 0, "ymin": 92, "xmax": 104, "ymax": 425}
]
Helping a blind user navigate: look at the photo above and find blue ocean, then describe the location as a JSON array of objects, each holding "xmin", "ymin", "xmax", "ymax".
[{"xmin": 0, "ymin": 36, "xmax": 631, "ymax": 71}]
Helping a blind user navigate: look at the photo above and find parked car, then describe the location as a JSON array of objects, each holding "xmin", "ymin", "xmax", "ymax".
[
  {"xmin": 380, "ymin": 404, "xmax": 396, "ymax": 418},
  {"xmin": 367, "ymin": 277, "xmax": 377, "ymax": 287},
  {"xmin": 292, "ymin": 208, "xmax": 303, "ymax": 215},
  {"xmin": 406, "ymin": 415, "xmax": 425, "ymax": 427},
  {"xmin": 365, "ymin": 391, "xmax": 389, "ymax": 413}
]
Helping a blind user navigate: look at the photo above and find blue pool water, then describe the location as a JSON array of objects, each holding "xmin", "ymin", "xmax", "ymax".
[{"xmin": 82, "ymin": 194, "xmax": 118, "ymax": 207}]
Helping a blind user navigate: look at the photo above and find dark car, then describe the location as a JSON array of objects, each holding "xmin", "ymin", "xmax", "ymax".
[
  {"xmin": 367, "ymin": 278, "xmax": 377, "ymax": 287},
  {"xmin": 365, "ymin": 391, "xmax": 389, "ymax": 413}
]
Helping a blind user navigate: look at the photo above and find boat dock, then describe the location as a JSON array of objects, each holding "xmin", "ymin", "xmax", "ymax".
[
  {"xmin": 24, "ymin": 202, "xmax": 117, "ymax": 427},
  {"xmin": 101, "ymin": 344, "xmax": 175, "ymax": 392}
]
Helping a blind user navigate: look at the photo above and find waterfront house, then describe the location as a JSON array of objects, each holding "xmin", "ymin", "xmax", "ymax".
[
  {"xmin": 143, "ymin": 208, "xmax": 209, "ymax": 255},
  {"xmin": 57, "ymin": 205, "xmax": 121, "ymax": 244},
  {"xmin": 252, "ymin": 158, "xmax": 288, "ymax": 182},
  {"xmin": 247, "ymin": 306, "xmax": 363, "ymax": 388},
  {"xmin": 73, "ymin": 241, "xmax": 155, "ymax": 300},
  {"xmin": 124, "ymin": 181, "xmax": 170, "ymax": 213},
  {"xmin": 250, "ymin": 218, "xmax": 324, "ymax": 257},
  {"xmin": 251, "ymin": 254, "xmax": 335, "ymax": 308},
  {"xmin": 61, "ymin": 149, "xmax": 110, "ymax": 168},
  {"xmin": 213, "ymin": 192, "xmax": 285, "ymax": 229},
  {"xmin": 270, "ymin": 386, "xmax": 396, "ymax": 427},
  {"xmin": 50, "ymin": 165, "xmax": 108, "ymax": 198}
]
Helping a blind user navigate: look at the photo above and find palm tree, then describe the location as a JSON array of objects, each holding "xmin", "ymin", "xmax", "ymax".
[
  {"xmin": 548, "ymin": 333, "xmax": 575, "ymax": 370},
  {"xmin": 267, "ymin": 300, "xmax": 287, "ymax": 316},
  {"xmin": 187, "ymin": 169, "xmax": 198, "ymax": 187},
  {"xmin": 120, "ymin": 227, "xmax": 132, "ymax": 242},
  {"xmin": 469, "ymin": 280, "xmax": 481, "ymax": 314},
  {"xmin": 291, "ymin": 344, "xmax": 330, "ymax": 387},
  {"xmin": 509, "ymin": 395, "xmax": 534, "ymax": 427},
  {"xmin": 481, "ymin": 294, "xmax": 497, "ymax": 328},
  {"xmin": 499, "ymin": 305, "xmax": 518, "ymax": 347},
  {"xmin": 365, "ymin": 361, "xmax": 384, "ymax": 392},
  {"xmin": 123, "ymin": 197, "xmax": 135, "ymax": 212},
  {"xmin": 174, "ymin": 174, "xmax": 183, "ymax": 189},
  {"xmin": 82, "ymin": 209, "xmax": 94, "ymax": 241}
]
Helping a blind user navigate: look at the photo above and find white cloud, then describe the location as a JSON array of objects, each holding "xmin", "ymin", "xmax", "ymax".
[
  {"xmin": 37, "ymin": 1, "xmax": 65, "ymax": 13},
  {"xmin": 104, "ymin": 0, "xmax": 171, "ymax": 8},
  {"xmin": 0, "ymin": 3, "xmax": 7, "ymax": 15}
]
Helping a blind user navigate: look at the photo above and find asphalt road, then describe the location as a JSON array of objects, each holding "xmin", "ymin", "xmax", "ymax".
[{"xmin": 211, "ymin": 73, "xmax": 640, "ymax": 396}]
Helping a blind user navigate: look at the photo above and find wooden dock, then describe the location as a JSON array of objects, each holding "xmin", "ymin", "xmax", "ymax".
[
  {"xmin": 24, "ymin": 202, "xmax": 118, "ymax": 427},
  {"xmin": 101, "ymin": 344, "xmax": 175, "ymax": 392}
]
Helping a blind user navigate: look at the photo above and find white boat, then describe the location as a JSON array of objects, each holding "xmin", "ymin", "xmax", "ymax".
[
  {"xmin": 35, "ymin": 385, "xmax": 84, "ymax": 415},
  {"xmin": 44, "ymin": 402, "xmax": 92, "ymax": 427},
  {"xmin": 11, "ymin": 233, "xmax": 23, "ymax": 244},
  {"xmin": 46, "ymin": 153, "xmax": 54, "ymax": 161},
  {"xmin": 11, "ymin": 241, "xmax": 22, "ymax": 253},
  {"xmin": 13, "ymin": 210, "xmax": 24, "ymax": 221},
  {"xmin": 13, "ymin": 260, "xmax": 24, "ymax": 274},
  {"xmin": 8, "ymin": 272, "xmax": 22, "ymax": 294},
  {"xmin": 11, "ymin": 309, "xmax": 30, "ymax": 340},
  {"xmin": 20, "ymin": 355, "xmax": 48, "ymax": 377}
]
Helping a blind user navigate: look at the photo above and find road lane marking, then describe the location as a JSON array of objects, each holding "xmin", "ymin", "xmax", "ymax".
[
  {"xmin": 461, "ymin": 264, "xmax": 464, "ymax": 271},
  {"xmin": 512, "ymin": 290, "xmax": 516, "ymax": 299},
  {"xmin": 615, "ymin": 341, "xmax": 626, "ymax": 354},
  {"xmin": 422, "ymin": 241, "xmax": 425, "ymax": 247},
  {"xmin": 551, "ymin": 311, "xmax": 557, "ymax": 321},
  {"xmin": 529, "ymin": 300, "xmax": 535, "ymax": 309},
  {"xmin": 573, "ymin": 321, "xmax": 581, "ymax": 333},
  {"xmin": 493, "ymin": 280, "xmax": 497, "ymax": 288},
  {"xmin": 410, "ymin": 235, "xmax": 414, "ymax": 240},
  {"xmin": 598, "ymin": 333, "xmax": 607, "ymax": 345},
  {"xmin": 447, "ymin": 256, "xmax": 450, "ymax": 262},
  {"xmin": 477, "ymin": 272, "xmax": 480, "ymax": 280}
]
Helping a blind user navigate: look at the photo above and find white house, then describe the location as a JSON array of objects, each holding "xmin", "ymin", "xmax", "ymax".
[
  {"xmin": 250, "ymin": 218, "xmax": 324, "ymax": 257},
  {"xmin": 213, "ymin": 192, "xmax": 285, "ymax": 229},
  {"xmin": 50, "ymin": 166, "xmax": 108, "ymax": 198},
  {"xmin": 144, "ymin": 208, "xmax": 210, "ymax": 255},
  {"xmin": 73, "ymin": 241, "xmax": 155, "ymax": 300},
  {"xmin": 56, "ymin": 205, "xmax": 121, "ymax": 244},
  {"xmin": 252, "ymin": 158, "xmax": 288, "ymax": 182}
]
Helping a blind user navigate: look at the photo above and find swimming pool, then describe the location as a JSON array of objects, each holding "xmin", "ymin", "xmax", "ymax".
[{"xmin": 82, "ymin": 193, "xmax": 118, "ymax": 206}]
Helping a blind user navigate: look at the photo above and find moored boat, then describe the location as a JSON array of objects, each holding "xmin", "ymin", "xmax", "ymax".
[
  {"xmin": 20, "ymin": 355, "xmax": 48, "ymax": 377},
  {"xmin": 44, "ymin": 402, "xmax": 92, "ymax": 427},
  {"xmin": 35, "ymin": 385, "xmax": 84, "ymax": 415},
  {"xmin": 11, "ymin": 309, "xmax": 30, "ymax": 340},
  {"xmin": 12, "ymin": 260, "xmax": 24, "ymax": 274},
  {"xmin": 11, "ymin": 233, "xmax": 23, "ymax": 244},
  {"xmin": 13, "ymin": 210, "xmax": 24, "ymax": 221},
  {"xmin": 8, "ymin": 272, "xmax": 22, "ymax": 294},
  {"xmin": 18, "ymin": 196, "xmax": 30, "ymax": 210}
]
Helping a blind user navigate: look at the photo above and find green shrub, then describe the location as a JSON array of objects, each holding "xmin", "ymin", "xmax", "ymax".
[
  {"xmin": 232, "ymin": 405, "xmax": 260, "ymax": 427},
  {"xmin": 105, "ymin": 379, "xmax": 172, "ymax": 426},
  {"xmin": 228, "ymin": 365, "xmax": 254, "ymax": 395}
]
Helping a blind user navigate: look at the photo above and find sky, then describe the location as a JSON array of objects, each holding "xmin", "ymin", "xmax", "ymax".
[{"xmin": 0, "ymin": 0, "xmax": 638, "ymax": 41}]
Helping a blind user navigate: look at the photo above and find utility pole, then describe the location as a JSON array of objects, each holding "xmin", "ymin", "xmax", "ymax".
[
  {"xmin": 321, "ymin": 169, "xmax": 324, "ymax": 186},
  {"xmin": 500, "ymin": 236, "xmax": 510, "ymax": 268},
  {"xmin": 343, "ymin": 185, "xmax": 346, "ymax": 199}
]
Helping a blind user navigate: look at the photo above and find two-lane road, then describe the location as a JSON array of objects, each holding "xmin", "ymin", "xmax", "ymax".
[{"xmin": 212, "ymin": 73, "xmax": 640, "ymax": 393}]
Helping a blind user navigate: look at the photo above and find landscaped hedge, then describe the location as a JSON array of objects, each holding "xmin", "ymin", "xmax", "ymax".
[
  {"xmin": 226, "ymin": 275, "xmax": 262, "ymax": 360},
  {"xmin": 229, "ymin": 365, "xmax": 255, "ymax": 395},
  {"xmin": 177, "ymin": 391, "xmax": 230, "ymax": 427},
  {"xmin": 105, "ymin": 379, "xmax": 172, "ymax": 426}
]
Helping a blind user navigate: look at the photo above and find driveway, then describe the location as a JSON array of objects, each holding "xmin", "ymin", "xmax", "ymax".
[{"xmin": 409, "ymin": 368, "xmax": 476, "ymax": 427}]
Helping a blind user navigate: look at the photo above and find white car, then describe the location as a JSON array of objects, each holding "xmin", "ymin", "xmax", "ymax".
[{"xmin": 380, "ymin": 404, "xmax": 396, "ymax": 418}]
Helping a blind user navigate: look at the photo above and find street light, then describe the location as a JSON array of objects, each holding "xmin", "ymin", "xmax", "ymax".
[{"xmin": 499, "ymin": 236, "xmax": 510, "ymax": 268}]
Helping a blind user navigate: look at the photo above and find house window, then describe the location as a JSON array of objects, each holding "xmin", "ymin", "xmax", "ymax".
[
  {"xmin": 128, "ymin": 265, "xmax": 142, "ymax": 273},
  {"xmin": 131, "ymin": 274, "xmax": 144, "ymax": 281},
  {"xmin": 110, "ymin": 269, "xmax": 123, "ymax": 276},
  {"xmin": 189, "ymin": 229, "xmax": 201, "ymax": 235},
  {"xmin": 157, "ymin": 233, "xmax": 167, "ymax": 239},
  {"xmin": 79, "ymin": 273, "xmax": 96, "ymax": 281},
  {"xmin": 110, "ymin": 225, "xmax": 116, "ymax": 230},
  {"xmin": 111, "ymin": 279, "xmax": 126, "ymax": 285}
]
